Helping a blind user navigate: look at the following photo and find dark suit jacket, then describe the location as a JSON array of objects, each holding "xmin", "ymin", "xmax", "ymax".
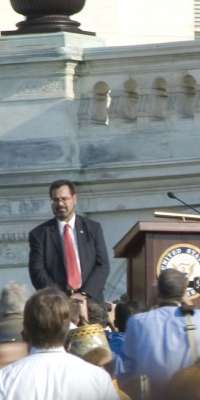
[{"xmin": 28, "ymin": 215, "xmax": 110, "ymax": 302}]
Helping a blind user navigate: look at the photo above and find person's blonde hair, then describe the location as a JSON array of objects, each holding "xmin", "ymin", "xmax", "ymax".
[{"xmin": 23, "ymin": 287, "xmax": 70, "ymax": 348}]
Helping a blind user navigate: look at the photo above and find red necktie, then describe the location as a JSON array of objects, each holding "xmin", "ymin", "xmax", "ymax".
[{"xmin": 63, "ymin": 224, "xmax": 81, "ymax": 289}]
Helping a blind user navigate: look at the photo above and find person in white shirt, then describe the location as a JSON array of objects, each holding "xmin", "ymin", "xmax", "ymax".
[{"xmin": 0, "ymin": 287, "xmax": 119, "ymax": 400}]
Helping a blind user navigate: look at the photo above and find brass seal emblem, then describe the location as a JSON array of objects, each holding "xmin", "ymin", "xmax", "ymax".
[{"xmin": 157, "ymin": 243, "xmax": 200, "ymax": 298}]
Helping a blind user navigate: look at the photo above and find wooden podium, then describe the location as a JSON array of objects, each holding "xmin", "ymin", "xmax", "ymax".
[{"xmin": 114, "ymin": 220, "xmax": 200, "ymax": 307}]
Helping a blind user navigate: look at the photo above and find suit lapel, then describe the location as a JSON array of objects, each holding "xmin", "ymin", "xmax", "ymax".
[
  {"xmin": 75, "ymin": 215, "xmax": 89, "ymax": 283},
  {"xmin": 48, "ymin": 218, "xmax": 64, "ymax": 264}
]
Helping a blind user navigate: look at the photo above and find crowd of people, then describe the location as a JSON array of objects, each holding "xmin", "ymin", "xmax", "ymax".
[{"xmin": 0, "ymin": 268, "xmax": 200, "ymax": 399}]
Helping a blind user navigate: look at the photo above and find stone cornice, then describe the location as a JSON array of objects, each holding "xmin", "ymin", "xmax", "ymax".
[
  {"xmin": 0, "ymin": 232, "xmax": 28, "ymax": 241},
  {"xmin": 83, "ymin": 40, "xmax": 200, "ymax": 61},
  {"xmin": 0, "ymin": 32, "xmax": 102, "ymax": 65},
  {"xmin": 0, "ymin": 263, "xmax": 28, "ymax": 269},
  {"xmin": 0, "ymin": 157, "xmax": 199, "ymax": 185}
]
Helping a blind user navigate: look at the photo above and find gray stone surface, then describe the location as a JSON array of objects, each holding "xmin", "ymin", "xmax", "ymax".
[{"xmin": 0, "ymin": 33, "xmax": 200, "ymax": 300}]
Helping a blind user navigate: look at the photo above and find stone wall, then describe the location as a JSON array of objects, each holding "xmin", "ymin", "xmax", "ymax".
[{"xmin": 0, "ymin": 33, "xmax": 200, "ymax": 299}]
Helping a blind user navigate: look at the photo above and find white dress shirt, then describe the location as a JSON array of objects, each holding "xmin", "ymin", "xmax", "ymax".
[{"xmin": 0, "ymin": 347, "xmax": 119, "ymax": 400}]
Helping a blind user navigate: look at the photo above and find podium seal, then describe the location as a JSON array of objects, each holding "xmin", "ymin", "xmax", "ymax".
[{"xmin": 157, "ymin": 243, "xmax": 200, "ymax": 298}]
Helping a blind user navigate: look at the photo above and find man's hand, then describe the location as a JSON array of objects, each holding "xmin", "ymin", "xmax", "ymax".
[
  {"xmin": 71, "ymin": 293, "xmax": 88, "ymax": 323},
  {"xmin": 106, "ymin": 302, "xmax": 116, "ymax": 331}
]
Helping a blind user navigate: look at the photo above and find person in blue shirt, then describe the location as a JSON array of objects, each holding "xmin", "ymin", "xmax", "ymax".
[
  {"xmin": 106, "ymin": 301, "xmax": 138, "ymax": 362},
  {"xmin": 86, "ymin": 299, "xmax": 126, "ymax": 377},
  {"xmin": 123, "ymin": 268, "xmax": 200, "ymax": 385}
]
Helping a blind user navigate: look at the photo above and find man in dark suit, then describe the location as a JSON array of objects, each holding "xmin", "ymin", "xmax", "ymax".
[{"xmin": 28, "ymin": 179, "xmax": 110, "ymax": 302}]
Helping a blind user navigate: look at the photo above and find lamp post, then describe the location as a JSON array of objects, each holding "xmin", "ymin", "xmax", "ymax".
[{"xmin": 5, "ymin": 0, "xmax": 94, "ymax": 35}]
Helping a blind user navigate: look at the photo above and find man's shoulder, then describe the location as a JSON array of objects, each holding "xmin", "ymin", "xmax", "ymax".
[
  {"xmin": 0, "ymin": 352, "xmax": 29, "ymax": 377},
  {"xmin": 129, "ymin": 310, "xmax": 150, "ymax": 323},
  {"xmin": 76, "ymin": 215, "xmax": 101, "ymax": 230},
  {"xmin": 193, "ymin": 308, "xmax": 200, "ymax": 320},
  {"xmin": 128, "ymin": 306, "xmax": 174, "ymax": 324},
  {"xmin": 29, "ymin": 218, "xmax": 56, "ymax": 236},
  {"xmin": 27, "ymin": 350, "xmax": 110, "ymax": 380},
  {"xmin": 66, "ymin": 353, "xmax": 111, "ymax": 382}
]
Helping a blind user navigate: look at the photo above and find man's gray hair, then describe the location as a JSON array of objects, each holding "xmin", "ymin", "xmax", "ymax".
[
  {"xmin": 0, "ymin": 282, "xmax": 29, "ymax": 316},
  {"xmin": 158, "ymin": 268, "xmax": 188, "ymax": 301}
]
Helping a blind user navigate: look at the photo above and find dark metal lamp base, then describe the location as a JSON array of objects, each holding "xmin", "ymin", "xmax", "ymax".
[{"xmin": 2, "ymin": 15, "xmax": 95, "ymax": 36}]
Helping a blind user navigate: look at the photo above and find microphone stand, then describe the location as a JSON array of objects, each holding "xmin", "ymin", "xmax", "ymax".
[{"xmin": 167, "ymin": 192, "xmax": 200, "ymax": 215}]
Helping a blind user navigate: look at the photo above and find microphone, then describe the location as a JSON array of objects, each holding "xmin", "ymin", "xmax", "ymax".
[{"xmin": 167, "ymin": 192, "xmax": 200, "ymax": 215}]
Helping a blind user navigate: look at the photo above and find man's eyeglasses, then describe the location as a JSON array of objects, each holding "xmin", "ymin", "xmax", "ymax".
[{"xmin": 51, "ymin": 196, "xmax": 73, "ymax": 204}]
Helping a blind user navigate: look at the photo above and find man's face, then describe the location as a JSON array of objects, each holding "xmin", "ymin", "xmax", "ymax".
[{"xmin": 51, "ymin": 185, "xmax": 77, "ymax": 222}]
